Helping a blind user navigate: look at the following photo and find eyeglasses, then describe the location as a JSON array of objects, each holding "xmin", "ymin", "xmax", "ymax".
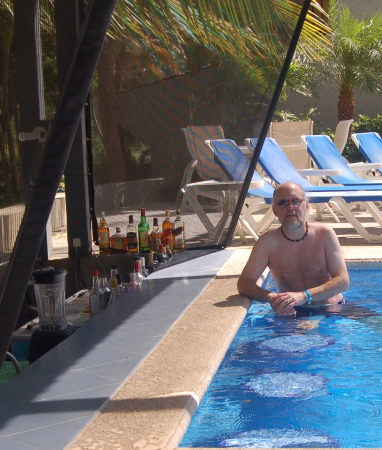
[{"xmin": 276, "ymin": 197, "xmax": 305, "ymax": 208}]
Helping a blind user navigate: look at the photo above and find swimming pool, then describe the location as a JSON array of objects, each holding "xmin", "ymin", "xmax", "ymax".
[{"xmin": 180, "ymin": 267, "xmax": 382, "ymax": 448}]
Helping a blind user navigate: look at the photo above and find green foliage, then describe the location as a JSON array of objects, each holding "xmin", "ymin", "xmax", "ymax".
[
  {"xmin": 273, "ymin": 107, "xmax": 317, "ymax": 122},
  {"xmin": 320, "ymin": 114, "xmax": 382, "ymax": 163},
  {"xmin": 343, "ymin": 114, "xmax": 382, "ymax": 162}
]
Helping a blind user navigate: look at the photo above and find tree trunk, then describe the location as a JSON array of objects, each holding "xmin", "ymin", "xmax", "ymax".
[{"xmin": 337, "ymin": 86, "xmax": 355, "ymax": 122}]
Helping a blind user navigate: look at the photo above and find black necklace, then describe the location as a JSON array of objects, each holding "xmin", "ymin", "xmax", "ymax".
[{"xmin": 281, "ymin": 223, "xmax": 308, "ymax": 242}]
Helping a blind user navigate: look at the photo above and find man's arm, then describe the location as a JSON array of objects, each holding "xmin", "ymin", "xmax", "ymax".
[
  {"xmin": 302, "ymin": 225, "xmax": 349, "ymax": 302},
  {"xmin": 237, "ymin": 232, "xmax": 295, "ymax": 314}
]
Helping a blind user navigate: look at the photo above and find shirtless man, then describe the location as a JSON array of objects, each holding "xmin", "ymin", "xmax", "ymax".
[{"xmin": 237, "ymin": 182, "xmax": 350, "ymax": 315}]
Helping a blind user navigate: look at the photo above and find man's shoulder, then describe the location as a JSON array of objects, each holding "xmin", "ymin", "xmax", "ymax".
[{"xmin": 309, "ymin": 221, "xmax": 335, "ymax": 234}]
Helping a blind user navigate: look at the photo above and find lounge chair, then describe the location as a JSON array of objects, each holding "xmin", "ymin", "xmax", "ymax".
[
  {"xmin": 351, "ymin": 132, "xmax": 382, "ymax": 176},
  {"xmin": 267, "ymin": 120, "xmax": 314, "ymax": 170},
  {"xmin": 178, "ymin": 125, "xmax": 227, "ymax": 207},
  {"xmin": 205, "ymin": 139, "xmax": 276, "ymax": 240},
  {"xmin": 333, "ymin": 119, "xmax": 354, "ymax": 153},
  {"xmin": 245, "ymin": 137, "xmax": 382, "ymax": 242},
  {"xmin": 302, "ymin": 134, "xmax": 382, "ymax": 185}
]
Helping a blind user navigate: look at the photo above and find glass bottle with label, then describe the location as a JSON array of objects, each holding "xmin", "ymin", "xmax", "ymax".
[
  {"xmin": 149, "ymin": 217, "xmax": 162, "ymax": 254},
  {"xmin": 110, "ymin": 227, "xmax": 127, "ymax": 254},
  {"xmin": 126, "ymin": 215, "xmax": 138, "ymax": 253},
  {"xmin": 98, "ymin": 211, "xmax": 110, "ymax": 254},
  {"xmin": 161, "ymin": 210, "xmax": 174, "ymax": 248},
  {"xmin": 89, "ymin": 270, "xmax": 104, "ymax": 317},
  {"xmin": 173, "ymin": 209, "xmax": 186, "ymax": 252},
  {"xmin": 138, "ymin": 208, "xmax": 150, "ymax": 253}
]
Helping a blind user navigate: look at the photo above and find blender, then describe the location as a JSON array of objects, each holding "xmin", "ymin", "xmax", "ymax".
[{"xmin": 28, "ymin": 267, "xmax": 75, "ymax": 362}]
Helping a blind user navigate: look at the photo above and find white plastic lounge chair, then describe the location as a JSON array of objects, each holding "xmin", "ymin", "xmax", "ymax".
[
  {"xmin": 333, "ymin": 119, "xmax": 354, "ymax": 153},
  {"xmin": 267, "ymin": 120, "xmax": 314, "ymax": 170},
  {"xmin": 205, "ymin": 139, "xmax": 276, "ymax": 240},
  {"xmin": 178, "ymin": 125, "xmax": 227, "ymax": 207},
  {"xmin": 245, "ymin": 137, "xmax": 382, "ymax": 242},
  {"xmin": 351, "ymin": 132, "xmax": 382, "ymax": 176},
  {"xmin": 302, "ymin": 134, "xmax": 382, "ymax": 185}
]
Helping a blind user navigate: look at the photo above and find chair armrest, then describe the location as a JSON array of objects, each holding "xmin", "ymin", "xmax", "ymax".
[
  {"xmin": 348, "ymin": 162, "xmax": 382, "ymax": 170},
  {"xmin": 297, "ymin": 169, "xmax": 341, "ymax": 177}
]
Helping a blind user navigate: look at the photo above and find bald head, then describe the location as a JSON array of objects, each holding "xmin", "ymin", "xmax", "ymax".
[{"xmin": 273, "ymin": 182, "xmax": 306, "ymax": 203}]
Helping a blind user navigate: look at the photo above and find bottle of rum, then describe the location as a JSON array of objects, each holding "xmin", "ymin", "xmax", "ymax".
[
  {"xmin": 173, "ymin": 209, "xmax": 186, "ymax": 252},
  {"xmin": 110, "ymin": 227, "xmax": 127, "ymax": 254},
  {"xmin": 126, "ymin": 215, "xmax": 138, "ymax": 253},
  {"xmin": 161, "ymin": 210, "xmax": 174, "ymax": 248},
  {"xmin": 98, "ymin": 211, "xmax": 110, "ymax": 254},
  {"xmin": 149, "ymin": 218, "xmax": 162, "ymax": 254},
  {"xmin": 138, "ymin": 208, "xmax": 150, "ymax": 253}
]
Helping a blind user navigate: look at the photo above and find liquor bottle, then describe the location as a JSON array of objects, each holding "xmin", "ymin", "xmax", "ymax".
[
  {"xmin": 146, "ymin": 252, "xmax": 156, "ymax": 274},
  {"xmin": 161, "ymin": 210, "xmax": 174, "ymax": 248},
  {"xmin": 149, "ymin": 218, "xmax": 162, "ymax": 254},
  {"xmin": 110, "ymin": 227, "xmax": 127, "ymax": 254},
  {"xmin": 126, "ymin": 215, "xmax": 139, "ymax": 253},
  {"xmin": 138, "ymin": 208, "xmax": 150, "ymax": 253},
  {"xmin": 140, "ymin": 257, "xmax": 149, "ymax": 278},
  {"xmin": 156, "ymin": 244, "xmax": 169, "ymax": 266},
  {"xmin": 89, "ymin": 270, "xmax": 104, "ymax": 317},
  {"xmin": 173, "ymin": 209, "xmax": 186, "ymax": 252},
  {"xmin": 134, "ymin": 260, "xmax": 144, "ymax": 284},
  {"xmin": 107, "ymin": 264, "xmax": 118, "ymax": 287},
  {"xmin": 99, "ymin": 277, "xmax": 111, "ymax": 308},
  {"xmin": 116, "ymin": 273, "xmax": 128, "ymax": 294},
  {"xmin": 164, "ymin": 237, "xmax": 173, "ymax": 259},
  {"xmin": 110, "ymin": 278, "xmax": 118, "ymax": 303},
  {"xmin": 98, "ymin": 211, "xmax": 110, "ymax": 254}
]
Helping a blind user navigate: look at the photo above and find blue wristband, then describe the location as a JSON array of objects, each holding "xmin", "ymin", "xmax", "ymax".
[{"xmin": 303, "ymin": 290, "xmax": 312, "ymax": 304}]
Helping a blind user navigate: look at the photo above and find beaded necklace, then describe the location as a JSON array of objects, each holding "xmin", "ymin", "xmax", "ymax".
[{"xmin": 281, "ymin": 223, "xmax": 308, "ymax": 242}]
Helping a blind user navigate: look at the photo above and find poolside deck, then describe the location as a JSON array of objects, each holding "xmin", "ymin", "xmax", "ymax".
[{"xmin": 1, "ymin": 204, "xmax": 381, "ymax": 449}]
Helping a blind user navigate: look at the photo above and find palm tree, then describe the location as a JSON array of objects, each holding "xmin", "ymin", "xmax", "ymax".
[
  {"xmin": 316, "ymin": 0, "xmax": 382, "ymax": 121},
  {"xmin": 91, "ymin": 0, "xmax": 331, "ymax": 183}
]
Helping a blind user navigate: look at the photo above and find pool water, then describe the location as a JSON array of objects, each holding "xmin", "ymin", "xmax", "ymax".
[{"xmin": 180, "ymin": 267, "xmax": 382, "ymax": 448}]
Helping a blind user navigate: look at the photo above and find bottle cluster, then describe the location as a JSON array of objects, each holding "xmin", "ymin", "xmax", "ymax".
[
  {"xmin": 97, "ymin": 209, "xmax": 186, "ymax": 257},
  {"xmin": 86, "ymin": 261, "xmax": 148, "ymax": 318}
]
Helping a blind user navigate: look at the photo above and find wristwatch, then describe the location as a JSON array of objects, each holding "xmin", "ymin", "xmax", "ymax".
[{"xmin": 303, "ymin": 290, "xmax": 312, "ymax": 304}]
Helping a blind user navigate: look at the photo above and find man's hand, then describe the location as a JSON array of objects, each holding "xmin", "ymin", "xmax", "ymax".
[{"xmin": 268, "ymin": 291, "xmax": 307, "ymax": 315}]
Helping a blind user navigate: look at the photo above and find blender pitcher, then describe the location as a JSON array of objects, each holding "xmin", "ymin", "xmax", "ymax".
[{"xmin": 32, "ymin": 268, "xmax": 67, "ymax": 332}]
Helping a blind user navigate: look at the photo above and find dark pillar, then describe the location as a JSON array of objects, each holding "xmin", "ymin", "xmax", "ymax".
[
  {"xmin": 13, "ymin": 0, "xmax": 52, "ymax": 261},
  {"xmin": 55, "ymin": 0, "xmax": 92, "ymax": 259}
]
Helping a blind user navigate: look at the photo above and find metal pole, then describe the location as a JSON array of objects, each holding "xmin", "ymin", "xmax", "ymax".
[{"xmin": 225, "ymin": 0, "xmax": 313, "ymax": 246}]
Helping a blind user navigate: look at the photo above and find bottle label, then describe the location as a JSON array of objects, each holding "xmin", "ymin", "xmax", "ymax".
[
  {"xmin": 127, "ymin": 232, "xmax": 138, "ymax": 250},
  {"xmin": 99, "ymin": 231, "xmax": 109, "ymax": 246},
  {"xmin": 113, "ymin": 238, "xmax": 124, "ymax": 250},
  {"xmin": 139, "ymin": 230, "xmax": 150, "ymax": 248}
]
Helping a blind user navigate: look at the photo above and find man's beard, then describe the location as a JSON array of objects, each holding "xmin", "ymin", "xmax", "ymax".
[{"xmin": 282, "ymin": 213, "xmax": 304, "ymax": 231}]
